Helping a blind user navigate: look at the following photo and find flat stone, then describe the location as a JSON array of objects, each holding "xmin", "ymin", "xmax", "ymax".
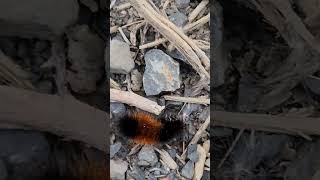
[
  {"xmin": 110, "ymin": 142, "xmax": 122, "ymax": 158},
  {"xmin": 143, "ymin": 49, "xmax": 181, "ymax": 96},
  {"xmin": 181, "ymin": 160, "xmax": 194, "ymax": 179},
  {"xmin": 0, "ymin": 0, "xmax": 78, "ymax": 39},
  {"xmin": 168, "ymin": 11, "xmax": 188, "ymax": 27},
  {"xmin": 138, "ymin": 145, "xmax": 158, "ymax": 166},
  {"xmin": 109, "ymin": 39, "xmax": 135, "ymax": 74},
  {"xmin": 110, "ymin": 102, "xmax": 126, "ymax": 119},
  {"xmin": 110, "ymin": 159, "xmax": 128, "ymax": 180}
]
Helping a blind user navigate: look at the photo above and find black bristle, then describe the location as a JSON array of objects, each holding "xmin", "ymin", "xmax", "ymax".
[
  {"xmin": 159, "ymin": 120, "xmax": 184, "ymax": 142},
  {"xmin": 118, "ymin": 115, "xmax": 139, "ymax": 138}
]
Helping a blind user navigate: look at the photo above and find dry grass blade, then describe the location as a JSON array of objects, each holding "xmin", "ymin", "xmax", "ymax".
[
  {"xmin": 163, "ymin": 95, "xmax": 210, "ymax": 105},
  {"xmin": 110, "ymin": 78, "xmax": 121, "ymax": 90},
  {"xmin": 188, "ymin": 0, "xmax": 209, "ymax": 23},
  {"xmin": 193, "ymin": 145, "xmax": 206, "ymax": 180}
]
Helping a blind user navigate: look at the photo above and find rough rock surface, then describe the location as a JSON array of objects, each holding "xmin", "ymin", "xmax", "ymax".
[
  {"xmin": 67, "ymin": 25, "xmax": 105, "ymax": 94},
  {"xmin": 138, "ymin": 145, "xmax": 158, "ymax": 166},
  {"xmin": 143, "ymin": 49, "xmax": 181, "ymax": 96},
  {"xmin": 0, "ymin": 0, "xmax": 79, "ymax": 39},
  {"xmin": 110, "ymin": 39, "xmax": 135, "ymax": 74},
  {"xmin": 110, "ymin": 159, "xmax": 128, "ymax": 180}
]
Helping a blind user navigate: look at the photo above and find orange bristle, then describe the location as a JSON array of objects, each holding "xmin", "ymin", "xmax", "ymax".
[{"xmin": 118, "ymin": 111, "xmax": 183, "ymax": 145}]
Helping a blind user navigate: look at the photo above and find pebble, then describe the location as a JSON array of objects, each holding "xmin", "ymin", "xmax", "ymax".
[
  {"xmin": 110, "ymin": 102, "xmax": 126, "ymax": 119},
  {"xmin": 167, "ymin": 149, "xmax": 177, "ymax": 159},
  {"xmin": 143, "ymin": 49, "xmax": 181, "ymax": 96},
  {"xmin": 181, "ymin": 160, "xmax": 194, "ymax": 179},
  {"xmin": 127, "ymin": 166, "xmax": 145, "ymax": 180},
  {"xmin": 110, "ymin": 39, "xmax": 135, "ymax": 74},
  {"xmin": 175, "ymin": 0, "xmax": 190, "ymax": 9},
  {"xmin": 131, "ymin": 69, "xmax": 143, "ymax": 91},
  {"xmin": 138, "ymin": 145, "xmax": 158, "ymax": 166},
  {"xmin": 168, "ymin": 11, "xmax": 188, "ymax": 27},
  {"xmin": 110, "ymin": 142, "xmax": 122, "ymax": 158},
  {"xmin": 110, "ymin": 159, "xmax": 128, "ymax": 180},
  {"xmin": 167, "ymin": 173, "xmax": 178, "ymax": 180},
  {"xmin": 188, "ymin": 151, "xmax": 199, "ymax": 163}
]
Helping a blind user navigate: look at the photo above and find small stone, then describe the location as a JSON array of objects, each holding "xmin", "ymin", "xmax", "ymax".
[
  {"xmin": 167, "ymin": 149, "xmax": 177, "ymax": 159},
  {"xmin": 131, "ymin": 69, "xmax": 143, "ymax": 91},
  {"xmin": 110, "ymin": 159, "xmax": 128, "ymax": 180},
  {"xmin": 138, "ymin": 145, "xmax": 158, "ymax": 166},
  {"xmin": 110, "ymin": 102, "xmax": 126, "ymax": 118},
  {"xmin": 181, "ymin": 160, "xmax": 194, "ymax": 179},
  {"xmin": 0, "ymin": 159, "xmax": 7, "ymax": 180},
  {"xmin": 110, "ymin": 39, "xmax": 135, "ymax": 74},
  {"xmin": 167, "ymin": 173, "xmax": 178, "ymax": 180},
  {"xmin": 127, "ymin": 166, "xmax": 144, "ymax": 180},
  {"xmin": 143, "ymin": 49, "xmax": 181, "ymax": 96},
  {"xmin": 175, "ymin": 0, "xmax": 190, "ymax": 9},
  {"xmin": 168, "ymin": 11, "xmax": 188, "ymax": 27},
  {"xmin": 137, "ymin": 160, "xmax": 150, "ymax": 166},
  {"xmin": 110, "ymin": 142, "xmax": 122, "ymax": 158},
  {"xmin": 187, "ymin": 151, "xmax": 199, "ymax": 163}
]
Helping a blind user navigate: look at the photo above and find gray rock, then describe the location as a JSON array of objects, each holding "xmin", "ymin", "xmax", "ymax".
[
  {"xmin": 168, "ymin": 11, "xmax": 188, "ymax": 27},
  {"xmin": 137, "ymin": 160, "xmax": 150, "ymax": 166},
  {"xmin": 110, "ymin": 142, "xmax": 122, "ymax": 158},
  {"xmin": 181, "ymin": 160, "xmax": 194, "ymax": 179},
  {"xmin": 168, "ymin": 49, "xmax": 188, "ymax": 63},
  {"xmin": 143, "ymin": 49, "xmax": 181, "ymax": 96},
  {"xmin": 127, "ymin": 166, "xmax": 145, "ymax": 180},
  {"xmin": 138, "ymin": 145, "xmax": 158, "ymax": 166},
  {"xmin": 167, "ymin": 172, "xmax": 178, "ymax": 180},
  {"xmin": 188, "ymin": 151, "xmax": 199, "ymax": 163},
  {"xmin": 80, "ymin": 0, "xmax": 98, "ymax": 12},
  {"xmin": 167, "ymin": 149, "xmax": 177, "ymax": 159},
  {"xmin": 110, "ymin": 102, "xmax": 126, "ymax": 118},
  {"xmin": 110, "ymin": 159, "xmax": 128, "ymax": 180},
  {"xmin": 110, "ymin": 39, "xmax": 135, "ymax": 74},
  {"xmin": 0, "ymin": 159, "xmax": 7, "ymax": 180},
  {"xmin": 0, "ymin": 0, "xmax": 78, "ymax": 39},
  {"xmin": 187, "ymin": 144, "xmax": 199, "ymax": 162},
  {"xmin": 67, "ymin": 25, "xmax": 105, "ymax": 94},
  {"xmin": 175, "ymin": 0, "xmax": 190, "ymax": 9}
]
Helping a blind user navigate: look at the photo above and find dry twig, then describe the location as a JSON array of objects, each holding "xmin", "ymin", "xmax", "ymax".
[
  {"xmin": 110, "ymin": 88, "xmax": 165, "ymax": 115},
  {"xmin": 163, "ymin": 95, "xmax": 210, "ymax": 105}
]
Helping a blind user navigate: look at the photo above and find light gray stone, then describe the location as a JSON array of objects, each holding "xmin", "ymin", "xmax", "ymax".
[
  {"xmin": 0, "ymin": 0, "xmax": 79, "ymax": 39},
  {"xmin": 138, "ymin": 145, "xmax": 158, "ymax": 166},
  {"xmin": 110, "ymin": 39, "xmax": 135, "ymax": 74},
  {"xmin": 181, "ymin": 160, "xmax": 194, "ymax": 179},
  {"xmin": 110, "ymin": 142, "xmax": 122, "ymax": 158},
  {"xmin": 110, "ymin": 159, "xmax": 128, "ymax": 180},
  {"xmin": 143, "ymin": 49, "xmax": 181, "ymax": 96},
  {"xmin": 169, "ymin": 11, "xmax": 188, "ymax": 27}
]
